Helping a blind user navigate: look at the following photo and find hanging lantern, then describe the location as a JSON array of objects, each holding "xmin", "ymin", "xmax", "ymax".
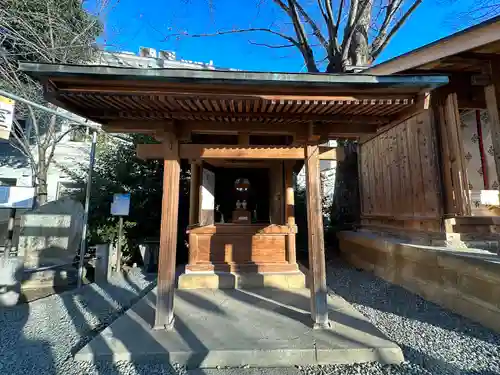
[{"xmin": 235, "ymin": 178, "xmax": 250, "ymax": 192}]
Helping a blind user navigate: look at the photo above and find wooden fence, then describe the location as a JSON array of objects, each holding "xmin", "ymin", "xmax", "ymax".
[{"xmin": 358, "ymin": 111, "xmax": 443, "ymax": 235}]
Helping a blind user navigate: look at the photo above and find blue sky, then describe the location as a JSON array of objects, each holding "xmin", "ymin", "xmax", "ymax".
[{"xmin": 90, "ymin": 0, "xmax": 492, "ymax": 72}]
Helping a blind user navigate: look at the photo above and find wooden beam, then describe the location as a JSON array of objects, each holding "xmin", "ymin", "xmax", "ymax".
[
  {"xmin": 106, "ymin": 120, "xmax": 380, "ymax": 141},
  {"xmin": 457, "ymin": 98, "xmax": 486, "ymax": 109},
  {"xmin": 204, "ymin": 160, "xmax": 273, "ymax": 169},
  {"xmin": 189, "ymin": 163, "xmax": 200, "ymax": 225},
  {"xmin": 238, "ymin": 132, "xmax": 250, "ymax": 145},
  {"xmin": 103, "ymin": 121, "xmax": 167, "ymax": 133},
  {"xmin": 284, "ymin": 160, "xmax": 296, "ymax": 265},
  {"xmin": 485, "ymin": 61, "xmax": 500, "ymax": 187},
  {"xmin": 269, "ymin": 162, "xmax": 283, "ymax": 225},
  {"xmin": 446, "ymin": 74, "xmax": 487, "ymax": 109},
  {"xmin": 434, "ymin": 97, "xmax": 456, "ymax": 215},
  {"xmin": 137, "ymin": 143, "xmax": 344, "ymax": 161},
  {"xmin": 182, "ymin": 145, "xmax": 340, "ymax": 160},
  {"xmin": 442, "ymin": 93, "xmax": 472, "ymax": 215},
  {"xmin": 305, "ymin": 144, "xmax": 329, "ymax": 328},
  {"xmin": 98, "ymin": 110, "xmax": 389, "ymax": 124},
  {"xmin": 57, "ymin": 82, "xmax": 417, "ymax": 100},
  {"xmin": 154, "ymin": 133, "xmax": 180, "ymax": 330},
  {"xmin": 365, "ymin": 20, "xmax": 500, "ymax": 75},
  {"xmin": 456, "ymin": 52, "xmax": 500, "ymax": 62},
  {"xmin": 360, "ymin": 93, "xmax": 431, "ymax": 144},
  {"xmin": 388, "ymin": 92, "xmax": 430, "ymax": 123},
  {"xmin": 439, "ymin": 56, "xmax": 490, "ymax": 72}
]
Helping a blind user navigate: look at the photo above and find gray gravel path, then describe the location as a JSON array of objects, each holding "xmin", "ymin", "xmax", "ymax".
[
  {"xmin": 1, "ymin": 261, "xmax": 499, "ymax": 375},
  {"xmin": 0, "ymin": 268, "xmax": 165, "ymax": 375},
  {"xmin": 313, "ymin": 256, "xmax": 500, "ymax": 375}
]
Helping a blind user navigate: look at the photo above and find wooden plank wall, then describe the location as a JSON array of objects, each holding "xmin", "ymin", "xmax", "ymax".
[{"xmin": 359, "ymin": 111, "xmax": 444, "ymax": 238}]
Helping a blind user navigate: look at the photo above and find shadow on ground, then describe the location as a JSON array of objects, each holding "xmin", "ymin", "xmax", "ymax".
[
  {"xmin": 0, "ymin": 263, "xmax": 56, "ymax": 374},
  {"xmin": 3, "ymin": 250, "xmax": 499, "ymax": 375}
]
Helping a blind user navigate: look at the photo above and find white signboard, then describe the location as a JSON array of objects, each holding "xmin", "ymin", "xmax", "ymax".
[
  {"xmin": 201, "ymin": 169, "xmax": 215, "ymax": 210},
  {"xmin": 0, "ymin": 186, "xmax": 35, "ymax": 209},
  {"xmin": 480, "ymin": 190, "xmax": 500, "ymax": 206},
  {"xmin": 199, "ymin": 168, "xmax": 215, "ymax": 225},
  {"xmin": 0, "ymin": 96, "xmax": 15, "ymax": 141},
  {"xmin": 110, "ymin": 193, "xmax": 131, "ymax": 216}
]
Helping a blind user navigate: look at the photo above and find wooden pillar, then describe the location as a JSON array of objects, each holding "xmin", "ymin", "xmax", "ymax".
[
  {"xmin": 284, "ymin": 161, "xmax": 296, "ymax": 264},
  {"xmin": 269, "ymin": 162, "xmax": 284, "ymax": 224},
  {"xmin": 485, "ymin": 63, "xmax": 500, "ymax": 186},
  {"xmin": 238, "ymin": 132, "xmax": 250, "ymax": 146},
  {"xmin": 304, "ymin": 144, "xmax": 329, "ymax": 329},
  {"xmin": 154, "ymin": 132, "xmax": 180, "ymax": 330},
  {"xmin": 189, "ymin": 162, "xmax": 200, "ymax": 225},
  {"xmin": 437, "ymin": 92, "xmax": 471, "ymax": 216}
]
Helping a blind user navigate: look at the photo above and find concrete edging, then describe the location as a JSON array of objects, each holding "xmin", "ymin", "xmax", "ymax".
[{"xmin": 338, "ymin": 231, "xmax": 500, "ymax": 333}]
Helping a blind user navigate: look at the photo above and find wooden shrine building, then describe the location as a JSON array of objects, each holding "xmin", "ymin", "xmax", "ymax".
[
  {"xmin": 21, "ymin": 63, "xmax": 448, "ymax": 330},
  {"xmin": 363, "ymin": 16, "xmax": 500, "ymax": 245}
]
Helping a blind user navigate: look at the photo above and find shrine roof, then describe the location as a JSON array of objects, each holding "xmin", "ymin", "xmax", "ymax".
[
  {"xmin": 21, "ymin": 62, "xmax": 448, "ymax": 127},
  {"xmin": 365, "ymin": 16, "xmax": 500, "ymax": 75}
]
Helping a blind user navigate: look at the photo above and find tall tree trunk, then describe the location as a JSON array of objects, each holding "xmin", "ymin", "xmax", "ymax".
[
  {"xmin": 36, "ymin": 162, "xmax": 49, "ymax": 206},
  {"xmin": 348, "ymin": 0, "xmax": 372, "ymax": 66}
]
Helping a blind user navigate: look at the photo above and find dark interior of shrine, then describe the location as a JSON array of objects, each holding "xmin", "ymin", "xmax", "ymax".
[{"xmin": 213, "ymin": 167, "xmax": 270, "ymax": 223}]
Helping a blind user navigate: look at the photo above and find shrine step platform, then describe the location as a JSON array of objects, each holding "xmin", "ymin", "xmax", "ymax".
[
  {"xmin": 177, "ymin": 271, "xmax": 307, "ymax": 289},
  {"xmin": 74, "ymin": 288, "xmax": 404, "ymax": 368}
]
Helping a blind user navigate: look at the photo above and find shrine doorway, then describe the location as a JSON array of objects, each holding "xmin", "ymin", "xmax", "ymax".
[{"xmin": 213, "ymin": 167, "xmax": 270, "ymax": 224}]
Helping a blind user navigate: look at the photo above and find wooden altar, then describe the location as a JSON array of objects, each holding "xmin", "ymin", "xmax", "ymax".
[
  {"xmin": 184, "ymin": 160, "xmax": 299, "ymax": 275},
  {"xmin": 21, "ymin": 63, "xmax": 448, "ymax": 330}
]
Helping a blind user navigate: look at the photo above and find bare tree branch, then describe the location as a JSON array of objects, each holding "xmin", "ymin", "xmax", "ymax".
[
  {"xmin": 166, "ymin": 28, "xmax": 301, "ymax": 47},
  {"xmin": 289, "ymin": 1, "xmax": 328, "ymax": 49},
  {"xmin": 317, "ymin": 0, "xmax": 329, "ymax": 25},
  {"xmin": 249, "ymin": 40, "xmax": 296, "ymax": 48},
  {"xmin": 324, "ymin": 0, "xmax": 343, "ymax": 71},
  {"xmin": 286, "ymin": 0, "xmax": 319, "ymax": 72},
  {"xmin": 346, "ymin": 0, "xmax": 359, "ymax": 30},
  {"xmin": 371, "ymin": 0, "xmax": 423, "ymax": 59},
  {"xmin": 0, "ymin": 0, "xmax": 111, "ymax": 203},
  {"xmin": 334, "ymin": 0, "xmax": 345, "ymax": 37},
  {"xmin": 370, "ymin": 0, "xmax": 403, "ymax": 53},
  {"xmin": 160, "ymin": 0, "xmax": 426, "ymax": 73},
  {"xmin": 46, "ymin": 125, "xmax": 76, "ymax": 168}
]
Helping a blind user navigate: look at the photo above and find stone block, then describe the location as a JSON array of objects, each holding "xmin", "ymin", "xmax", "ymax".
[
  {"xmin": 451, "ymin": 294, "xmax": 500, "ymax": 332},
  {"xmin": 21, "ymin": 265, "xmax": 78, "ymax": 289},
  {"xmin": 458, "ymin": 274, "xmax": 495, "ymax": 304},
  {"xmin": 95, "ymin": 243, "xmax": 112, "ymax": 284},
  {"xmin": 178, "ymin": 271, "xmax": 306, "ymax": 290},
  {"xmin": 138, "ymin": 242, "xmax": 159, "ymax": 272},
  {"xmin": 0, "ymin": 258, "xmax": 23, "ymax": 307},
  {"xmin": 339, "ymin": 231, "xmax": 500, "ymax": 333},
  {"xmin": 19, "ymin": 198, "xmax": 84, "ymax": 268}
]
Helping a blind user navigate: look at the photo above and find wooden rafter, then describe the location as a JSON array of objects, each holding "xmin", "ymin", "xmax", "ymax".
[
  {"xmin": 97, "ymin": 110, "xmax": 390, "ymax": 124},
  {"xmin": 57, "ymin": 87, "xmax": 416, "ymax": 101},
  {"xmin": 359, "ymin": 93, "xmax": 431, "ymax": 144}
]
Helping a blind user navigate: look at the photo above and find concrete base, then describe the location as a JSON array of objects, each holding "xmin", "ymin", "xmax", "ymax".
[
  {"xmin": 339, "ymin": 230, "xmax": 500, "ymax": 333},
  {"xmin": 178, "ymin": 271, "xmax": 307, "ymax": 289},
  {"xmin": 75, "ymin": 288, "xmax": 404, "ymax": 368}
]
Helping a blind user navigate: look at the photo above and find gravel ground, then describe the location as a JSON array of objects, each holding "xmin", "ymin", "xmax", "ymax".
[
  {"xmin": 0, "ymin": 261, "xmax": 499, "ymax": 375},
  {"xmin": 0, "ymin": 268, "xmax": 164, "ymax": 375},
  {"xmin": 310, "ymin": 256, "xmax": 500, "ymax": 375}
]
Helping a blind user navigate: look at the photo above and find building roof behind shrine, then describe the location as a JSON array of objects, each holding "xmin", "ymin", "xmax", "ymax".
[
  {"xmin": 365, "ymin": 16, "xmax": 500, "ymax": 75},
  {"xmin": 21, "ymin": 62, "xmax": 448, "ymax": 132}
]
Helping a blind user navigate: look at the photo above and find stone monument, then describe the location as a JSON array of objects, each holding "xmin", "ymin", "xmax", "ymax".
[{"xmin": 19, "ymin": 197, "xmax": 84, "ymax": 268}]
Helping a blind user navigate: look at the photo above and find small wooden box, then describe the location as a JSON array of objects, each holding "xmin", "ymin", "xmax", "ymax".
[{"xmin": 232, "ymin": 209, "xmax": 251, "ymax": 224}]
